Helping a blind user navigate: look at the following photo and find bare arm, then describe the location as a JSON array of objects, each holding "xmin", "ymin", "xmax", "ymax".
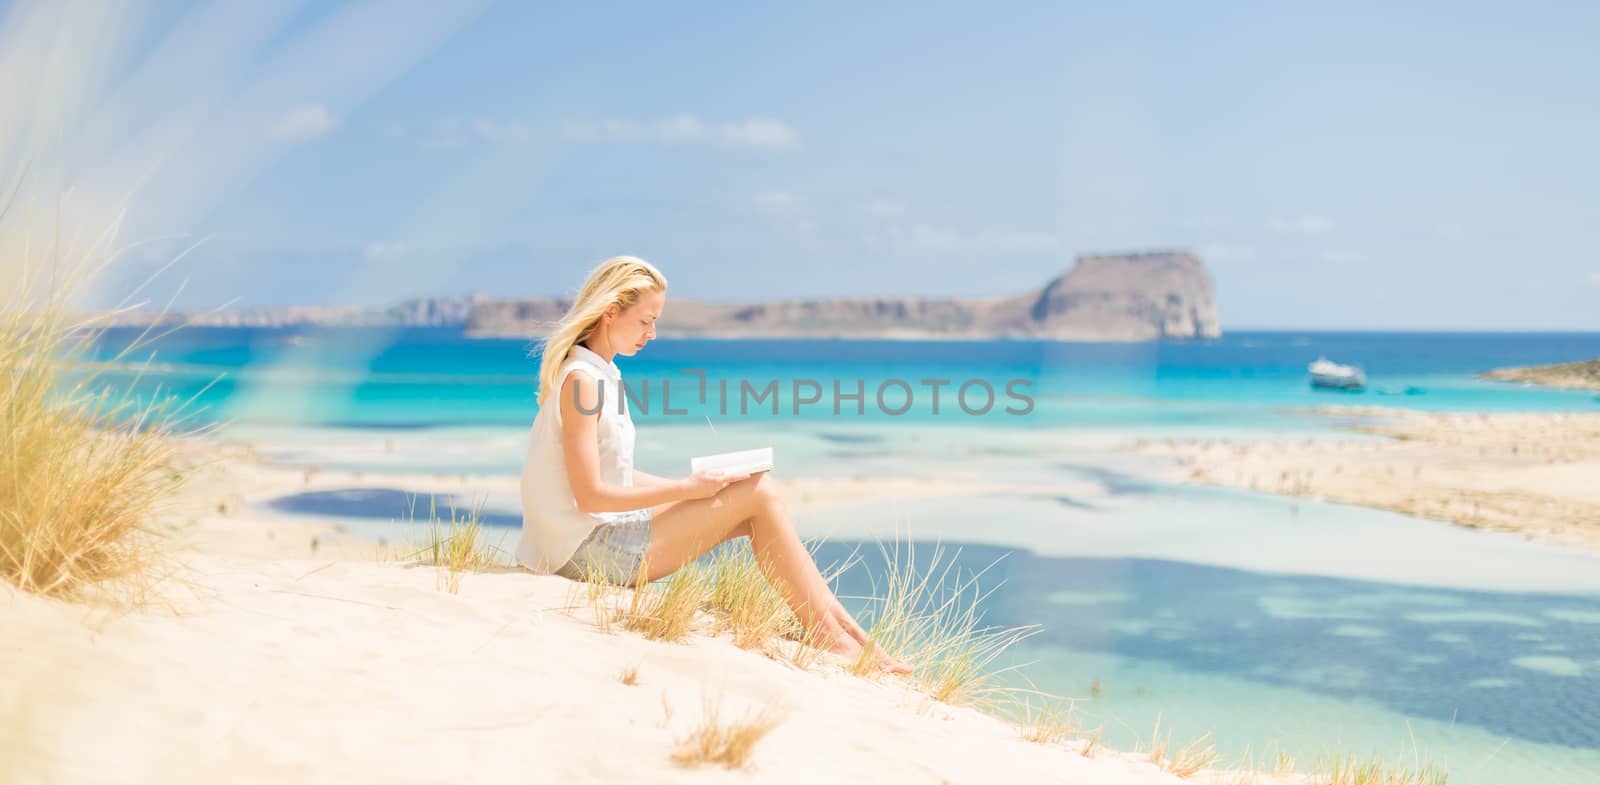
[
  {"xmin": 631, "ymin": 468, "xmax": 677, "ymax": 489},
  {"xmin": 560, "ymin": 370, "xmax": 743, "ymax": 512}
]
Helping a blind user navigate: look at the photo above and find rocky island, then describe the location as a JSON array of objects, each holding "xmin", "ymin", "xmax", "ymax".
[
  {"xmin": 469, "ymin": 250, "xmax": 1221, "ymax": 341},
  {"xmin": 96, "ymin": 294, "xmax": 492, "ymax": 329},
  {"xmin": 98, "ymin": 250, "xmax": 1221, "ymax": 342},
  {"xmin": 1482, "ymin": 359, "xmax": 1600, "ymax": 391}
]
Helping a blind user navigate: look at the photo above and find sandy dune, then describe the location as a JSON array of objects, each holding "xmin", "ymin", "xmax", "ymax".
[
  {"xmin": 1143, "ymin": 407, "xmax": 1600, "ymax": 554},
  {"xmin": 3, "ymin": 441, "xmax": 1303, "ymax": 785}
]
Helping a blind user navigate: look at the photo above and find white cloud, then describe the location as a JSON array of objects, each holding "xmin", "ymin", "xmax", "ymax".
[
  {"xmin": 562, "ymin": 115, "xmax": 799, "ymax": 149},
  {"xmin": 473, "ymin": 118, "xmax": 530, "ymax": 143},
  {"xmin": 717, "ymin": 118, "xmax": 798, "ymax": 148},
  {"xmin": 911, "ymin": 223, "xmax": 962, "ymax": 251},
  {"xmin": 1321, "ymin": 250, "xmax": 1364, "ymax": 264},
  {"xmin": 971, "ymin": 229, "xmax": 1059, "ymax": 252},
  {"xmin": 0, "ymin": 0, "xmax": 489, "ymax": 309},
  {"xmin": 656, "ymin": 115, "xmax": 704, "ymax": 143},
  {"xmin": 415, "ymin": 119, "xmax": 468, "ymax": 150},
  {"xmin": 1269, "ymin": 215, "xmax": 1334, "ymax": 234},
  {"xmin": 267, "ymin": 104, "xmax": 336, "ymax": 143},
  {"xmin": 1177, "ymin": 216, "xmax": 1227, "ymax": 230},
  {"xmin": 1587, "ymin": 272, "xmax": 1600, "ymax": 286},
  {"xmin": 1437, "ymin": 222, "xmax": 1467, "ymax": 243},
  {"xmin": 1197, "ymin": 245, "xmax": 1256, "ymax": 262},
  {"xmin": 751, "ymin": 191, "xmax": 807, "ymax": 218},
  {"xmin": 864, "ymin": 224, "xmax": 1058, "ymax": 254},
  {"xmin": 857, "ymin": 199, "xmax": 909, "ymax": 218},
  {"xmin": 409, "ymin": 117, "xmax": 532, "ymax": 150},
  {"xmin": 364, "ymin": 241, "xmax": 406, "ymax": 261}
]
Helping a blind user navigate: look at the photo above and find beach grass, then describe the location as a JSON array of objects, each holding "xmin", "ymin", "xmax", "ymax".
[
  {"xmin": 1079, "ymin": 722, "xmax": 1106, "ymax": 758},
  {"xmin": 1220, "ymin": 743, "xmax": 1299, "ymax": 783},
  {"xmin": 0, "ymin": 210, "xmax": 194, "ymax": 602},
  {"xmin": 564, "ymin": 533, "xmax": 1040, "ymax": 711},
  {"xmin": 668, "ymin": 692, "xmax": 785, "ymax": 770},
  {"xmin": 703, "ymin": 539, "xmax": 804, "ymax": 649},
  {"xmin": 551, "ymin": 533, "xmax": 1404, "ymax": 782},
  {"xmin": 1144, "ymin": 716, "xmax": 1219, "ymax": 778},
  {"xmin": 847, "ymin": 539, "xmax": 1039, "ymax": 708},
  {"xmin": 1317, "ymin": 753, "xmax": 1449, "ymax": 785},
  {"xmin": 1014, "ymin": 690, "xmax": 1079, "ymax": 746},
  {"xmin": 565, "ymin": 551, "xmax": 712, "ymax": 642},
  {"xmin": 620, "ymin": 557, "xmax": 710, "ymax": 642},
  {"xmin": 572, "ymin": 536, "xmax": 844, "ymax": 657},
  {"xmin": 1275, "ymin": 745, "xmax": 1298, "ymax": 775},
  {"xmin": 777, "ymin": 617, "xmax": 835, "ymax": 671},
  {"xmin": 397, "ymin": 494, "xmax": 506, "ymax": 594}
]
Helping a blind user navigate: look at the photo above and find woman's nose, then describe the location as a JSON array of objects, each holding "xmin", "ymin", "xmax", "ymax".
[{"xmin": 646, "ymin": 323, "xmax": 657, "ymax": 339}]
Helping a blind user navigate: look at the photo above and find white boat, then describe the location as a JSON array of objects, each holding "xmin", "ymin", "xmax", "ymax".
[{"xmin": 1308, "ymin": 357, "xmax": 1366, "ymax": 391}]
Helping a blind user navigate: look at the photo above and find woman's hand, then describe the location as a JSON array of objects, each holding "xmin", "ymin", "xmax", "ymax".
[{"xmin": 680, "ymin": 470, "xmax": 751, "ymax": 500}]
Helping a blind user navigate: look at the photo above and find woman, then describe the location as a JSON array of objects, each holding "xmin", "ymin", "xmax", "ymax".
[{"xmin": 518, "ymin": 256, "xmax": 910, "ymax": 673}]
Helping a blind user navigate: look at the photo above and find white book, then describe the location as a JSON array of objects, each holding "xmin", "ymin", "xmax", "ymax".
[{"xmin": 690, "ymin": 447, "xmax": 774, "ymax": 476}]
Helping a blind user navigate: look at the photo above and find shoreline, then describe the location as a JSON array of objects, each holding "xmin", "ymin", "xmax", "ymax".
[
  {"xmin": 1140, "ymin": 406, "xmax": 1600, "ymax": 555},
  {"xmin": 1482, "ymin": 359, "xmax": 1600, "ymax": 391},
  {"xmin": 12, "ymin": 413, "xmax": 1592, "ymax": 782},
  {"xmin": 4, "ymin": 436, "xmax": 1313, "ymax": 784}
]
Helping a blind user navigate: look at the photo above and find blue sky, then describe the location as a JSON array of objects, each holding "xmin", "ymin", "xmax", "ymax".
[{"xmin": 6, "ymin": 0, "xmax": 1598, "ymax": 329}]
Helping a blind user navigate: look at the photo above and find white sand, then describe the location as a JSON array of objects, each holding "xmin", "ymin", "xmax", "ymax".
[
  {"xmin": 1143, "ymin": 407, "xmax": 1600, "ymax": 554},
  {"xmin": 2, "ymin": 440, "xmax": 1302, "ymax": 785}
]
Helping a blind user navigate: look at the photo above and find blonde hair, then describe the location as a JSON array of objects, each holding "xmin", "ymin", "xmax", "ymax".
[{"xmin": 534, "ymin": 256, "xmax": 668, "ymax": 407}]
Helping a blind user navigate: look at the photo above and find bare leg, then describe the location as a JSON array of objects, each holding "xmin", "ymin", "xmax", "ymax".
[
  {"xmin": 742, "ymin": 488, "xmax": 910, "ymax": 673},
  {"xmin": 642, "ymin": 474, "xmax": 910, "ymax": 673}
]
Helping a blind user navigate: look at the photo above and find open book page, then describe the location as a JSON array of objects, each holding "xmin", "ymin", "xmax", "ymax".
[{"xmin": 690, "ymin": 447, "xmax": 774, "ymax": 476}]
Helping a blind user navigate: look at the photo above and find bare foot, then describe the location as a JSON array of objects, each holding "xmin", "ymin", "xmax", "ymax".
[
  {"xmin": 831, "ymin": 611, "xmax": 914, "ymax": 674},
  {"xmin": 868, "ymin": 648, "xmax": 914, "ymax": 675},
  {"xmin": 827, "ymin": 636, "xmax": 914, "ymax": 675}
]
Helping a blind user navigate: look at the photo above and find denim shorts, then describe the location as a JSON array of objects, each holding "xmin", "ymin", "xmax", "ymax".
[{"xmin": 555, "ymin": 510, "xmax": 653, "ymax": 585}]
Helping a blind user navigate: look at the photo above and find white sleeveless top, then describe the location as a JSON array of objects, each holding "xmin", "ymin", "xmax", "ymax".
[{"xmin": 517, "ymin": 343, "xmax": 642, "ymax": 573}]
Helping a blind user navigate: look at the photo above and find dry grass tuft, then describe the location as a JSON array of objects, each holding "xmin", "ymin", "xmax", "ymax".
[
  {"xmin": 567, "ymin": 537, "xmax": 855, "ymax": 660},
  {"xmin": 619, "ymin": 664, "xmax": 640, "ymax": 686},
  {"xmin": 398, "ymin": 494, "xmax": 505, "ymax": 594},
  {"xmin": 1, "ymin": 206, "xmax": 197, "ymax": 602},
  {"xmin": 668, "ymin": 692, "xmax": 785, "ymax": 770},
  {"xmin": 1014, "ymin": 691, "xmax": 1078, "ymax": 746},
  {"xmin": 1318, "ymin": 754, "xmax": 1448, "ymax": 785},
  {"xmin": 561, "ymin": 553, "xmax": 624, "ymax": 633},
  {"xmin": 1215, "ymin": 743, "xmax": 1298, "ymax": 785},
  {"xmin": 703, "ymin": 540, "xmax": 802, "ymax": 649},
  {"xmin": 847, "ymin": 540, "xmax": 1038, "ymax": 707},
  {"xmin": 1080, "ymin": 722, "xmax": 1106, "ymax": 758},
  {"xmin": 621, "ymin": 558, "xmax": 710, "ymax": 642},
  {"xmin": 1145, "ymin": 717, "xmax": 1219, "ymax": 778},
  {"xmin": 1274, "ymin": 744, "xmax": 1297, "ymax": 775},
  {"xmin": 565, "ymin": 535, "xmax": 1038, "ymax": 705},
  {"xmin": 1145, "ymin": 719, "xmax": 1216, "ymax": 780},
  {"xmin": 1168, "ymin": 731, "xmax": 1219, "ymax": 777},
  {"xmin": 774, "ymin": 615, "xmax": 835, "ymax": 671}
]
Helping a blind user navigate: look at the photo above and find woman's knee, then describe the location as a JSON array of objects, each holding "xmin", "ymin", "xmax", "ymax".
[
  {"xmin": 719, "ymin": 472, "xmax": 782, "ymax": 510},
  {"xmin": 751, "ymin": 472, "xmax": 783, "ymax": 505}
]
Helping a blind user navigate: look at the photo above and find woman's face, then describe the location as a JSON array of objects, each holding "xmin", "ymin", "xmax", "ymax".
[{"xmin": 607, "ymin": 288, "xmax": 664, "ymax": 357}]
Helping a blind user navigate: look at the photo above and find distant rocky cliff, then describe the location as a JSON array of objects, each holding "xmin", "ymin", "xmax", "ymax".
[
  {"xmin": 1482, "ymin": 359, "xmax": 1600, "ymax": 391},
  {"xmin": 467, "ymin": 250, "xmax": 1220, "ymax": 341},
  {"xmin": 99, "ymin": 295, "xmax": 489, "ymax": 329},
  {"xmin": 99, "ymin": 251, "xmax": 1220, "ymax": 341}
]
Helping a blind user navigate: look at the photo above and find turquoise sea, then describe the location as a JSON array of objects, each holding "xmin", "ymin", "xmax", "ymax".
[{"xmin": 92, "ymin": 327, "xmax": 1600, "ymax": 784}]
